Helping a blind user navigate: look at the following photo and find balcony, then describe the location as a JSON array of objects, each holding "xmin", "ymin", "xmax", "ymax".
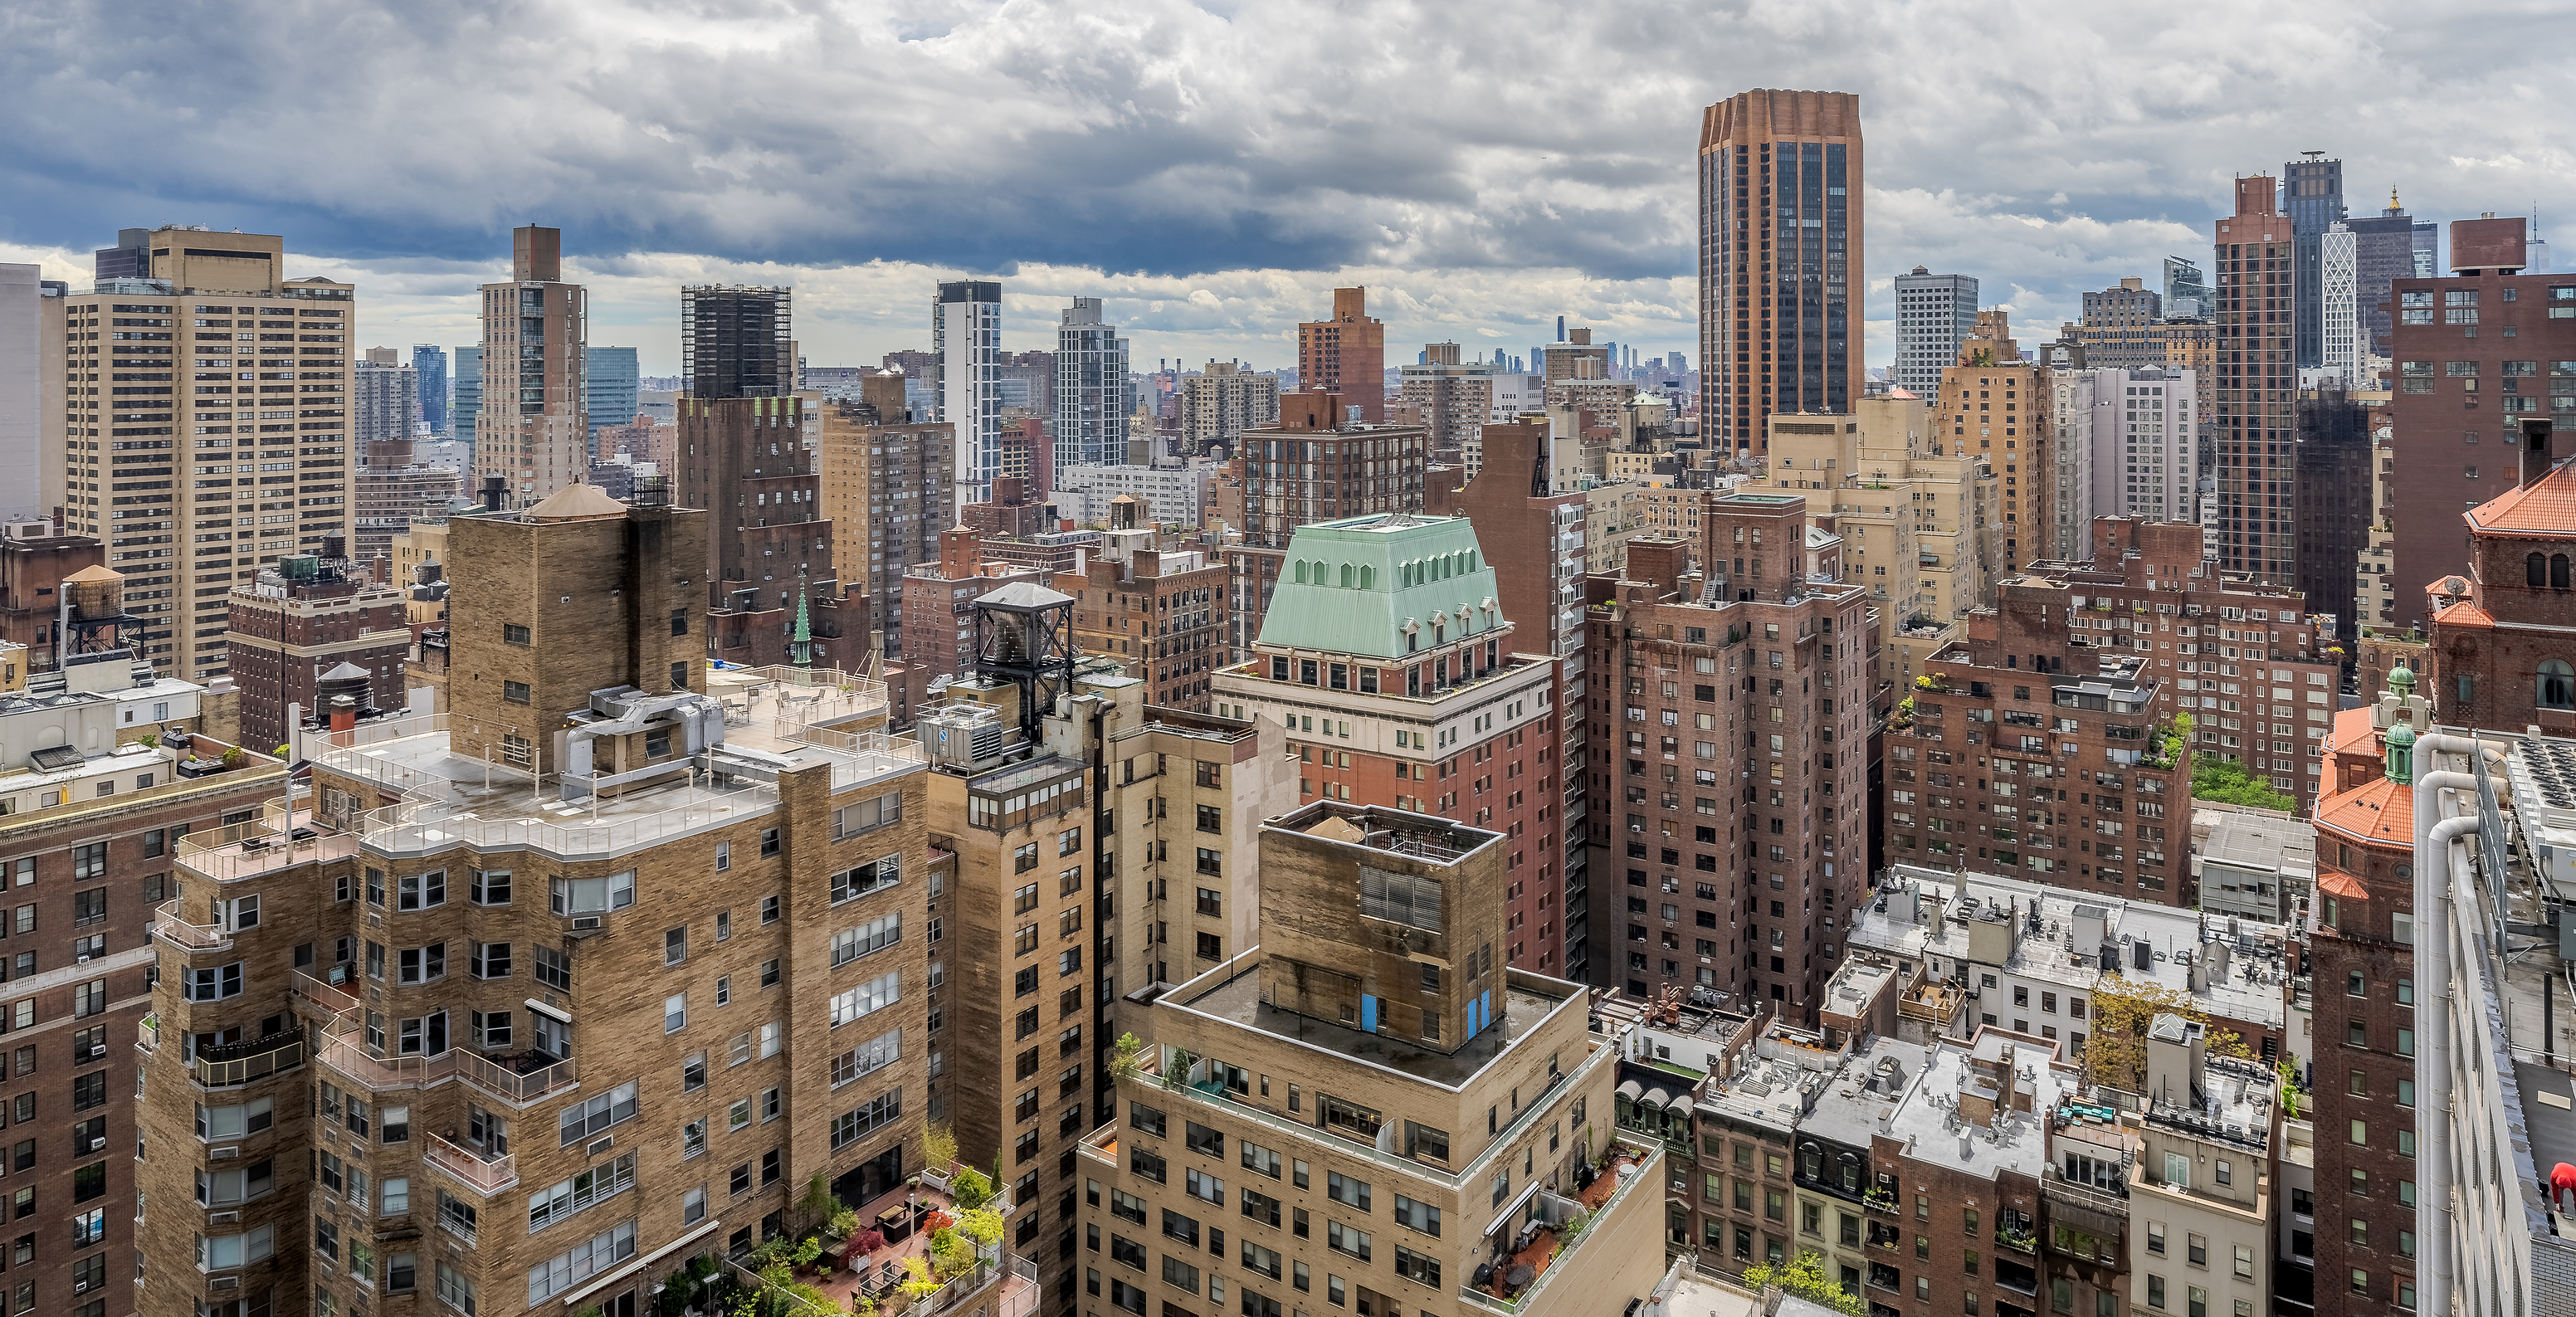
[
  {"xmin": 190, "ymin": 1031, "xmax": 305, "ymax": 1089},
  {"xmin": 1458, "ymin": 1139, "xmax": 1663, "ymax": 1315},
  {"xmin": 423, "ymin": 1132, "xmax": 519, "ymax": 1196},
  {"xmin": 175, "ymin": 809, "xmax": 359, "ymax": 884},
  {"xmin": 151, "ymin": 901, "xmax": 232, "ymax": 954}
]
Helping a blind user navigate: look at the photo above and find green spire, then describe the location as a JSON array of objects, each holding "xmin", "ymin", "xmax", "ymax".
[
  {"xmin": 788, "ymin": 565, "xmax": 812, "ymax": 670},
  {"xmin": 2388, "ymin": 661, "xmax": 2415, "ymax": 695}
]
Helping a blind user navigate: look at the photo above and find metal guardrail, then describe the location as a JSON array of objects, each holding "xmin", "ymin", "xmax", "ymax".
[
  {"xmin": 423, "ymin": 1132, "xmax": 519, "ymax": 1195},
  {"xmin": 1456, "ymin": 1142, "xmax": 1665, "ymax": 1315},
  {"xmin": 151, "ymin": 900, "xmax": 232, "ymax": 952}
]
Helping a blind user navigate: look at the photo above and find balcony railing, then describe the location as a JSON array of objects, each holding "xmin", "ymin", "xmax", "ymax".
[
  {"xmin": 315, "ymin": 1033, "xmax": 579, "ymax": 1106},
  {"xmin": 423, "ymin": 1132, "xmax": 520, "ymax": 1196},
  {"xmin": 191, "ymin": 1032, "xmax": 305, "ymax": 1089},
  {"xmin": 1456, "ymin": 1140, "xmax": 1663, "ymax": 1315},
  {"xmin": 151, "ymin": 900, "xmax": 232, "ymax": 953}
]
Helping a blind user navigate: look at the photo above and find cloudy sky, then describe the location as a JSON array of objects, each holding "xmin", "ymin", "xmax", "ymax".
[{"xmin": 5, "ymin": 0, "xmax": 2571, "ymax": 378}]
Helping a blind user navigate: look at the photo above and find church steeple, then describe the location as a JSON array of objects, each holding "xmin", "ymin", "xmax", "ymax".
[{"xmin": 788, "ymin": 564, "xmax": 812, "ymax": 670}]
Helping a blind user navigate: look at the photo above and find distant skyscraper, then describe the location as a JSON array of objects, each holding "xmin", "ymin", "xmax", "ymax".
[
  {"xmin": 1892, "ymin": 266, "xmax": 1976, "ymax": 398},
  {"xmin": 412, "ymin": 344, "xmax": 448, "ymax": 437},
  {"xmin": 1295, "ymin": 288, "xmax": 1386, "ymax": 422},
  {"xmin": 680, "ymin": 285, "xmax": 790, "ymax": 399},
  {"xmin": 1700, "ymin": 88, "xmax": 1864, "ymax": 454},
  {"xmin": 353, "ymin": 357, "xmax": 418, "ymax": 465},
  {"xmin": 90, "ymin": 228, "xmax": 149, "ymax": 282},
  {"xmin": 2413, "ymin": 216, "xmax": 2439, "ymax": 276},
  {"xmin": 2284, "ymin": 153, "xmax": 2346, "ymax": 369},
  {"xmin": 2214, "ymin": 176, "xmax": 2296, "ymax": 585},
  {"xmin": 0, "ymin": 265, "xmax": 41, "ymax": 523},
  {"xmin": 452, "ymin": 345, "xmax": 482, "ymax": 461},
  {"xmin": 1052, "ymin": 297, "xmax": 1129, "ymax": 469},
  {"xmin": 2345, "ymin": 190, "xmax": 2423, "ymax": 359},
  {"xmin": 934, "ymin": 279, "xmax": 1003, "ymax": 511},
  {"xmin": 2164, "ymin": 256, "xmax": 2212, "ymax": 319},
  {"xmin": 2320, "ymin": 222, "xmax": 2359, "ymax": 384},
  {"xmin": 473, "ymin": 226, "xmax": 588, "ymax": 506},
  {"xmin": 585, "ymin": 345, "xmax": 640, "ymax": 427}
]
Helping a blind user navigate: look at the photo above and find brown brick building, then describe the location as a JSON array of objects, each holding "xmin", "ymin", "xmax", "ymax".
[
  {"xmin": 675, "ymin": 394, "xmax": 854, "ymax": 668},
  {"xmin": 1224, "ymin": 393, "xmax": 1427, "ymax": 661},
  {"xmin": 2213, "ymin": 177, "xmax": 2300, "ymax": 586},
  {"xmin": 222, "ymin": 544, "xmax": 409, "ymax": 753},
  {"xmin": 1061, "ymin": 504, "xmax": 1226, "ymax": 711},
  {"xmin": 814, "ymin": 380, "xmax": 952, "ymax": 663},
  {"xmin": 2386, "ymin": 215, "xmax": 2576, "ymax": 630},
  {"xmin": 2424, "ymin": 431, "xmax": 2576, "ymax": 734},
  {"xmin": 0, "ymin": 653, "xmax": 278, "ymax": 1317},
  {"xmin": 893, "ymin": 529, "xmax": 1044, "ymax": 728},
  {"xmin": 1295, "ymin": 289, "xmax": 1385, "ymax": 423},
  {"xmin": 2303, "ymin": 671, "xmax": 2429, "ymax": 1316},
  {"xmin": 1583, "ymin": 490, "xmax": 1877, "ymax": 1021}
]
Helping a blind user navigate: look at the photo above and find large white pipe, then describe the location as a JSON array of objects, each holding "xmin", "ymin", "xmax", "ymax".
[{"xmin": 2413, "ymin": 732, "xmax": 2502, "ymax": 1317}]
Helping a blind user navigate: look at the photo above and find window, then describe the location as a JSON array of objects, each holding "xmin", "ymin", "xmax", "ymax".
[
  {"xmin": 471, "ymin": 871, "xmax": 511, "ymax": 905},
  {"xmin": 525, "ymin": 1221, "xmax": 637, "ymax": 1305},
  {"xmin": 1392, "ymin": 1194, "xmax": 1441, "ymax": 1237},
  {"xmin": 832, "ymin": 914, "xmax": 902, "ymax": 966},
  {"xmin": 397, "ymin": 871, "xmax": 446, "ymax": 910},
  {"xmin": 548, "ymin": 872, "xmax": 633, "ymax": 915},
  {"xmin": 1327, "ymin": 1172, "xmax": 1371, "ymax": 1212},
  {"xmin": 1326, "ymin": 1222, "xmax": 1371, "ymax": 1261},
  {"xmin": 533, "ymin": 946, "xmax": 571, "ymax": 992},
  {"xmin": 831, "ymin": 972, "xmax": 900, "ymax": 1027},
  {"xmin": 557, "ymin": 1082, "xmax": 639, "ymax": 1147},
  {"xmin": 664, "ymin": 927, "xmax": 687, "ymax": 965}
]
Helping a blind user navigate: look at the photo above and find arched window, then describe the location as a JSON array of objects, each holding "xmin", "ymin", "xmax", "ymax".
[
  {"xmin": 1359, "ymin": 565, "xmax": 1375, "ymax": 589},
  {"xmin": 2530, "ymin": 553, "xmax": 2548, "ymax": 588},
  {"xmin": 1294, "ymin": 561, "xmax": 1309, "ymax": 585},
  {"xmin": 2554, "ymin": 554, "xmax": 2570, "ymax": 589},
  {"xmin": 1339, "ymin": 563, "xmax": 1354, "ymax": 588},
  {"xmin": 2544, "ymin": 661, "xmax": 2576, "ymax": 710}
]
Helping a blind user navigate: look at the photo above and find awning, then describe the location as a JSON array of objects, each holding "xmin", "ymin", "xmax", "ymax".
[
  {"xmin": 1616, "ymin": 1078, "xmax": 1643, "ymax": 1104},
  {"xmin": 1639, "ymin": 1081, "xmax": 1676, "ymax": 1110}
]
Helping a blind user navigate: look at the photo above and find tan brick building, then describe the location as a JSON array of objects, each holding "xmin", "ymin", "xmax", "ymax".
[
  {"xmin": 138, "ymin": 490, "xmax": 1022, "ymax": 1317},
  {"xmin": 471, "ymin": 227, "xmax": 589, "ymax": 509},
  {"xmin": 814, "ymin": 379, "xmax": 954, "ymax": 663},
  {"xmin": 1075, "ymin": 802, "xmax": 1671, "ymax": 1317}
]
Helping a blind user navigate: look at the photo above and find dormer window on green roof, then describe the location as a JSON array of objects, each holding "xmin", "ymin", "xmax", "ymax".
[{"xmin": 1254, "ymin": 515, "xmax": 1508, "ymax": 660}]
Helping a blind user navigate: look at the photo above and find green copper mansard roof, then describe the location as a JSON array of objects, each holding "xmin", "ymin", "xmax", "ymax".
[{"xmin": 1256, "ymin": 513, "xmax": 1506, "ymax": 660}]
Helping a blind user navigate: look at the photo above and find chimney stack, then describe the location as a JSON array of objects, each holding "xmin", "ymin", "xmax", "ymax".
[{"xmin": 2523, "ymin": 420, "xmax": 2556, "ymax": 490}]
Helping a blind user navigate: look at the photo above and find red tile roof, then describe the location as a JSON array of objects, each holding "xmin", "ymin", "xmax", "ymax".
[
  {"xmin": 2315, "ymin": 775, "xmax": 2413, "ymax": 846},
  {"xmin": 2323, "ymin": 705, "xmax": 2378, "ymax": 758},
  {"xmin": 2466, "ymin": 461, "xmax": 2576, "ymax": 538}
]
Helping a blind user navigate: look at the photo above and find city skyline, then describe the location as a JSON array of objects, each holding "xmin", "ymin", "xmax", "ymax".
[{"xmin": 2, "ymin": 2, "xmax": 2566, "ymax": 374}]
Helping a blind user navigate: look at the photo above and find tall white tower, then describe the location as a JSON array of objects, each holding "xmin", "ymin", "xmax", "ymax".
[
  {"xmin": 934, "ymin": 279, "xmax": 1002, "ymax": 514},
  {"xmin": 2321, "ymin": 222, "xmax": 2359, "ymax": 386}
]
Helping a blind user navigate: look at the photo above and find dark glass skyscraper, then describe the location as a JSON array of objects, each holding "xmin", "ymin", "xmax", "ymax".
[
  {"xmin": 451, "ymin": 344, "xmax": 481, "ymax": 461},
  {"xmin": 681, "ymin": 285, "xmax": 791, "ymax": 399},
  {"xmin": 2284, "ymin": 153, "xmax": 2345, "ymax": 369},
  {"xmin": 1698, "ymin": 88, "xmax": 1862, "ymax": 455},
  {"xmin": 412, "ymin": 344, "xmax": 448, "ymax": 437}
]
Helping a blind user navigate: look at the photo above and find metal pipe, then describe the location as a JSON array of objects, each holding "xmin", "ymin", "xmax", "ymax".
[{"xmin": 2413, "ymin": 730, "xmax": 2502, "ymax": 1317}]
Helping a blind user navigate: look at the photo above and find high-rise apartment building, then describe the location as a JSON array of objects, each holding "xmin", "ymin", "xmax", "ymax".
[
  {"xmin": 451, "ymin": 344, "xmax": 481, "ymax": 459},
  {"xmin": 1295, "ymin": 288, "xmax": 1385, "ymax": 423},
  {"xmin": 142, "ymin": 489, "xmax": 1004, "ymax": 1317},
  {"xmin": 817, "ymin": 373, "xmax": 954, "ymax": 662},
  {"xmin": 2345, "ymin": 191, "xmax": 2427, "ymax": 360},
  {"xmin": 934, "ymin": 280, "xmax": 1003, "ymax": 513},
  {"xmin": 39, "ymin": 226, "xmax": 356, "ymax": 677},
  {"xmin": 2061, "ymin": 277, "xmax": 2169, "ymax": 372},
  {"xmin": 2284, "ymin": 153, "xmax": 2346, "ymax": 369},
  {"xmin": 996, "ymin": 348, "xmax": 1055, "ymax": 422},
  {"xmin": 680, "ymin": 285, "xmax": 791, "ymax": 400},
  {"xmin": 2088, "ymin": 366, "xmax": 2199, "ymax": 524},
  {"xmin": 1070, "ymin": 801, "xmax": 1666, "ymax": 1317},
  {"xmin": 1177, "ymin": 361, "xmax": 1279, "ymax": 458},
  {"xmin": 1063, "ymin": 503, "xmax": 1226, "ymax": 710},
  {"xmin": 674, "ymin": 393, "xmax": 847, "ymax": 666},
  {"xmin": 354, "ymin": 354, "xmax": 417, "ymax": 462},
  {"xmin": 412, "ymin": 344, "xmax": 448, "ymax": 437},
  {"xmin": 1538, "ymin": 328, "xmax": 1611, "ymax": 383},
  {"xmin": 1698, "ymin": 88, "xmax": 1864, "ymax": 455},
  {"xmin": 1892, "ymin": 266, "xmax": 1977, "ymax": 399},
  {"xmin": 1580, "ymin": 496, "xmax": 1875, "ymax": 1019},
  {"xmin": 585, "ymin": 344, "xmax": 640, "ymax": 428},
  {"xmin": 1051, "ymin": 297, "xmax": 1128, "ymax": 470},
  {"xmin": 1932, "ymin": 311, "xmax": 2053, "ymax": 572},
  {"xmin": 1, "ymin": 651, "xmax": 281, "ymax": 1317},
  {"xmin": 2049, "ymin": 367, "xmax": 2096, "ymax": 562},
  {"xmin": 1398, "ymin": 343, "xmax": 1496, "ymax": 464},
  {"xmin": 2383, "ymin": 216, "xmax": 2576, "ymax": 630},
  {"xmin": 1424, "ymin": 419, "xmax": 1593, "ymax": 974},
  {"xmin": 2213, "ymin": 176, "xmax": 2298, "ymax": 585},
  {"xmin": 1222, "ymin": 394, "xmax": 1428, "ymax": 660},
  {"xmin": 471, "ymin": 226, "xmax": 588, "ymax": 507}
]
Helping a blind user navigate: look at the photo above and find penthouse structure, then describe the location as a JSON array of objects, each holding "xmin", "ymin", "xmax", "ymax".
[
  {"xmin": 139, "ymin": 488, "xmax": 1035, "ymax": 1317},
  {"xmin": 1062, "ymin": 500, "xmax": 1226, "ymax": 711},
  {"xmin": 2424, "ymin": 420, "xmax": 2576, "ymax": 734},
  {"xmin": 1075, "ymin": 801, "xmax": 1671, "ymax": 1317},
  {"xmin": 1295, "ymin": 289, "xmax": 1386, "ymax": 423},
  {"xmin": 1223, "ymin": 394, "xmax": 1428, "ymax": 660},
  {"xmin": 222, "ymin": 535, "xmax": 410, "ymax": 753}
]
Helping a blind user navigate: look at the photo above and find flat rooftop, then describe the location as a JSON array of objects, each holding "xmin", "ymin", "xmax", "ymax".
[
  {"xmin": 1884, "ymin": 1034, "xmax": 2066, "ymax": 1180},
  {"xmin": 1177, "ymin": 957, "xmax": 1578, "ymax": 1090}
]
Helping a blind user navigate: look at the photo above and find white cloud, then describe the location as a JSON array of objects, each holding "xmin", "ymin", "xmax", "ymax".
[{"xmin": 1, "ymin": 0, "xmax": 2568, "ymax": 375}]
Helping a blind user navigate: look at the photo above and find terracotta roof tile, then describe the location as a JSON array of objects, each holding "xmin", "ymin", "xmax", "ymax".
[
  {"xmin": 2466, "ymin": 461, "xmax": 2576, "ymax": 537},
  {"xmin": 2315, "ymin": 775, "xmax": 2412, "ymax": 845},
  {"xmin": 2433, "ymin": 599, "xmax": 2496, "ymax": 628}
]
